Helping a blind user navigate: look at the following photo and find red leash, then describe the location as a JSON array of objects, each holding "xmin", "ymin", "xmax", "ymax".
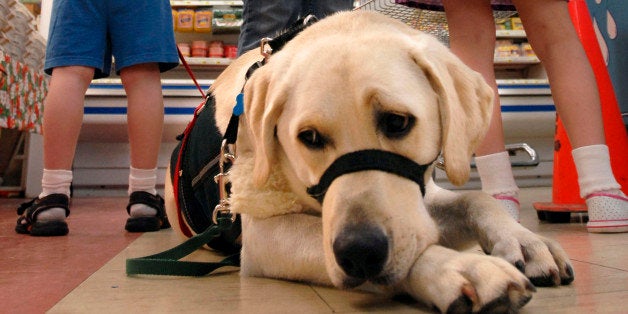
[
  {"xmin": 177, "ymin": 47, "xmax": 206, "ymax": 98},
  {"xmin": 172, "ymin": 47, "xmax": 209, "ymax": 238}
]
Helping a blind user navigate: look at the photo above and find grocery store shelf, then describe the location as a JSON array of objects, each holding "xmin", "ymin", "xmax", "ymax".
[
  {"xmin": 497, "ymin": 79, "xmax": 551, "ymax": 96},
  {"xmin": 496, "ymin": 29, "xmax": 527, "ymax": 38},
  {"xmin": 87, "ymin": 78, "xmax": 214, "ymax": 97},
  {"xmin": 494, "ymin": 56, "xmax": 540, "ymax": 65},
  {"xmin": 171, "ymin": 0, "xmax": 242, "ymax": 6},
  {"xmin": 181, "ymin": 56, "xmax": 233, "ymax": 67}
]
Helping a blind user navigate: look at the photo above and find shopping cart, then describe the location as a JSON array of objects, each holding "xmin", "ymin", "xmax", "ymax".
[{"xmin": 355, "ymin": 0, "xmax": 516, "ymax": 45}]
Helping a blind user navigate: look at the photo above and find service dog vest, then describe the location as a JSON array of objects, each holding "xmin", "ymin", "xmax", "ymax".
[{"xmin": 170, "ymin": 95, "xmax": 241, "ymax": 254}]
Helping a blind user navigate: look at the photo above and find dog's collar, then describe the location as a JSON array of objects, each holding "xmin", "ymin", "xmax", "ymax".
[
  {"xmin": 260, "ymin": 15, "xmax": 318, "ymax": 59},
  {"xmin": 306, "ymin": 150, "xmax": 436, "ymax": 203}
]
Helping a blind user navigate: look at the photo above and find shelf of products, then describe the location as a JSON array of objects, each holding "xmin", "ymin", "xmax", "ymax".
[
  {"xmin": 493, "ymin": 15, "xmax": 539, "ymax": 68},
  {"xmin": 494, "ymin": 56, "xmax": 540, "ymax": 67},
  {"xmin": 495, "ymin": 29, "xmax": 527, "ymax": 38},
  {"xmin": 171, "ymin": 1, "xmax": 243, "ymax": 68},
  {"xmin": 171, "ymin": 0, "xmax": 242, "ymax": 6},
  {"xmin": 179, "ymin": 56, "xmax": 233, "ymax": 67}
]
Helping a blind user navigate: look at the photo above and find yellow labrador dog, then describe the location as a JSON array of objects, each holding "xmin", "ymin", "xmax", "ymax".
[{"xmin": 165, "ymin": 11, "xmax": 573, "ymax": 313}]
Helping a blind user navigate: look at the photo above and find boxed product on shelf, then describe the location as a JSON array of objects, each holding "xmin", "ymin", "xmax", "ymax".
[
  {"xmin": 520, "ymin": 42, "xmax": 536, "ymax": 57},
  {"xmin": 176, "ymin": 40, "xmax": 237, "ymax": 59},
  {"xmin": 194, "ymin": 8, "xmax": 212, "ymax": 33},
  {"xmin": 208, "ymin": 40, "xmax": 223, "ymax": 57},
  {"xmin": 510, "ymin": 17, "xmax": 523, "ymax": 30},
  {"xmin": 495, "ymin": 15, "xmax": 524, "ymax": 31},
  {"xmin": 191, "ymin": 40, "xmax": 209, "ymax": 57},
  {"xmin": 494, "ymin": 39, "xmax": 521, "ymax": 58},
  {"xmin": 171, "ymin": 3, "xmax": 242, "ymax": 62},
  {"xmin": 495, "ymin": 17, "xmax": 512, "ymax": 30},
  {"xmin": 176, "ymin": 7, "xmax": 194, "ymax": 32},
  {"xmin": 173, "ymin": 7, "xmax": 242, "ymax": 34},
  {"xmin": 212, "ymin": 8, "xmax": 242, "ymax": 33},
  {"xmin": 224, "ymin": 45, "xmax": 237, "ymax": 59},
  {"xmin": 177, "ymin": 42, "xmax": 190, "ymax": 57}
]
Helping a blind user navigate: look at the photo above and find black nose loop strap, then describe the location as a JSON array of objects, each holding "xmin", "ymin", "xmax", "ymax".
[{"xmin": 306, "ymin": 149, "xmax": 434, "ymax": 203}]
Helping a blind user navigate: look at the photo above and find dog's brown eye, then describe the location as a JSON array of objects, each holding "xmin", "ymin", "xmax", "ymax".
[
  {"xmin": 298, "ymin": 129, "xmax": 326, "ymax": 149},
  {"xmin": 379, "ymin": 113, "xmax": 415, "ymax": 138}
]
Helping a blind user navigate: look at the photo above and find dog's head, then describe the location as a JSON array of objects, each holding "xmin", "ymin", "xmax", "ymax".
[{"xmin": 243, "ymin": 11, "xmax": 493, "ymax": 287}]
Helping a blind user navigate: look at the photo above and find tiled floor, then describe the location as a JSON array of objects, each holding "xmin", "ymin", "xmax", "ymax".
[{"xmin": 1, "ymin": 187, "xmax": 627, "ymax": 313}]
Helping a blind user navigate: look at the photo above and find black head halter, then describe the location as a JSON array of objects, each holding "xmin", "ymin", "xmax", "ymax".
[{"xmin": 306, "ymin": 149, "xmax": 435, "ymax": 203}]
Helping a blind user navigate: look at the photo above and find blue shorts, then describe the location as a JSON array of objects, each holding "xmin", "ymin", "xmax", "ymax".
[{"xmin": 44, "ymin": 0, "xmax": 179, "ymax": 79}]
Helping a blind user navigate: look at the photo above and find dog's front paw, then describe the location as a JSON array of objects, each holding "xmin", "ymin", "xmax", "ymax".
[
  {"xmin": 487, "ymin": 230, "xmax": 574, "ymax": 287},
  {"xmin": 402, "ymin": 245, "xmax": 535, "ymax": 313}
]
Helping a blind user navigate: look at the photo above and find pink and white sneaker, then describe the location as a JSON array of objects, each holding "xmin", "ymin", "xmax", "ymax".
[
  {"xmin": 494, "ymin": 194, "xmax": 520, "ymax": 222},
  {"xmin": 586, "ymin": 192, "xmax": 628, "ymax": 233}
]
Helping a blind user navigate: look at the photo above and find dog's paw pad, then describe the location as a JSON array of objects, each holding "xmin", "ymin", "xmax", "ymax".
[
  {"xmin": 443, "ymin": 268, "xmax": 534, "ymax": 313},
  {"xmin": 508, "ymin": 280, "xmax": 536, "ymax": 306},
  {"xmin": 529, "ymin": 268, "xmax": 561, "ymax": 287},
  {"xmin": 446, "ymin": 294, "xmax": 473, "ymax": 314},
  {"xmin": 560, "ymin": 264, "xmax": 575, "ymax": 285},
  {"xmin": 477, "ymin": 295, "xmax": 514, "ymax": 314}
]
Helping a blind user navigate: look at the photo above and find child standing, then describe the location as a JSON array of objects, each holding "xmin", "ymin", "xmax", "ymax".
[{"xmin": 16, "ymin": 0, "xmax": 179, "ymax": 236}]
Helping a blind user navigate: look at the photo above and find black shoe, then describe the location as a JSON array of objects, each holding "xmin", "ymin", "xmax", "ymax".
[
  {"xmin": 124, "ymin": 191, "xmax": 171, "ymax": 232},
  {"xmin": 15, "ymin": 194, "xmax": 70, "ymax": 236}
]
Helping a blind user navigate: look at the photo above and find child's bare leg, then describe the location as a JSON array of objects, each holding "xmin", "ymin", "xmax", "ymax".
[
  {"xmin": 43, "ymin": 66, "xmax": 94, "ymax": 170},
  {"xmin": 514, "ymin": 0, "xmax": 604, "ymax": 147},
  {"xmin": 443, "ymin": 0, "xmax": 521, "ymax": 220},
  {"xmin": 121, "ymin": 63, "xmax": 164, "ymax": 171},
  {"xmin": 37, "ymin": 66, "xmax": 94, "ymax": 222},
  {"xmin": 514, "ymin": 0, "xmax": 626, "ymax": 232},
  {"xmin": 120, "ymin": 63, "xmax": 164, "ymax": 219}
]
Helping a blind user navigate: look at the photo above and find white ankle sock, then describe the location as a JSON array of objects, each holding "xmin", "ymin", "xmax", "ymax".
[
  {"xmin": 128, "ymin": 167, "xmax": 158, "ymax": 217},
  {"xmin": 572, "ymin": 144, "xmax": 621, "ymax": 198},
  {"xmin": 37, "ymin": 169, "xmax": 72, "ymax": 222},
  {"xmin": 475, "ymin": 151, "xmax": 520, "ymax": 198}
]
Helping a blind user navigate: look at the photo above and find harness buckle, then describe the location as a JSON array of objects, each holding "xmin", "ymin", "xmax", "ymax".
[
  {"xmin": 260, "ymin": 37, "xmax": 273, "ymax": 60},
  {"xmin": 213, "ymin": 139, "xmax": 237, "ymax": 224}
]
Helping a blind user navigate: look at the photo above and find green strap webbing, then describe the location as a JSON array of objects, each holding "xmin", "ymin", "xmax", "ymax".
[{"xmin": 126, "ymin": 217, "xmax": 240, "ymax": 277}]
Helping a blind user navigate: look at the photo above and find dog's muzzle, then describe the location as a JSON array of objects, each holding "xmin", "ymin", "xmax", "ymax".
[{"xmin": 306, "ymin": 149, "xmax": 434, "ymax": 203}]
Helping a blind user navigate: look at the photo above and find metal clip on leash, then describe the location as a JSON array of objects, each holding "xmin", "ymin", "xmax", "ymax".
[
  {"xmin": 260, "ymin": 37, "xmax": 273, "ymax": 61},
  {"xmin": 213, "ymin": 139, "xmax": 237, "ymax": 224}
]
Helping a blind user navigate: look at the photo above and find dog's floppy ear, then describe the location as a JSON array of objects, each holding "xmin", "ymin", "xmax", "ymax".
[
  {"xmin": 410, "ymin": 35, "xmax": 494, "ymax": 186},
  {"xmin": 244, "ymin": 66, "xmax": 287, "ymax": 186}
]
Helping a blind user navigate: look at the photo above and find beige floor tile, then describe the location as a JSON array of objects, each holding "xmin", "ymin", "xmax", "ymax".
[{"xmin": 48, "ymin": 187, "xmax": 628, "ymax": 313}]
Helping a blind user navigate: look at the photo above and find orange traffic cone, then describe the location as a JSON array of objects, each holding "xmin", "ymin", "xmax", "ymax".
[{"xmin": 533, "ymin": 0, "xmax": 628, "ymax": 221}]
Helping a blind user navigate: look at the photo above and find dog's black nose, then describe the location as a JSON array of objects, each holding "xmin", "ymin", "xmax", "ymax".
[{"xmin": 333, "ymin": 224, "xmax": 388, "ymax": 280}]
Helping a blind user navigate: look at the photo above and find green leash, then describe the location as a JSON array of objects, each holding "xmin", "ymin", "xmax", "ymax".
[{"xmin": 126, "ymin": 216, "xmax": 239, "ymax": 277}]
